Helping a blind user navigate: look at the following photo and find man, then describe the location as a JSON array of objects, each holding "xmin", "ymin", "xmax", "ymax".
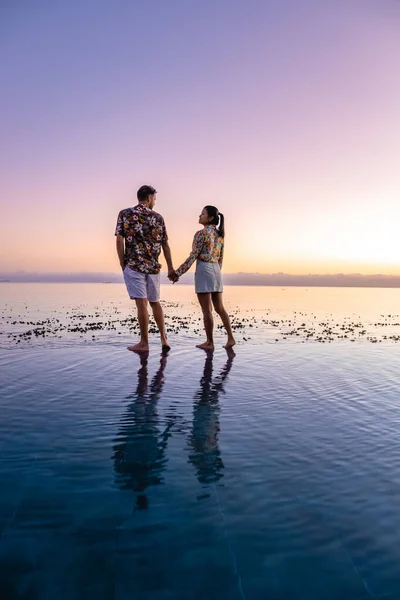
[{"xmin": 115, "ymin": 185, "xmax": 175, "ymax": 352}]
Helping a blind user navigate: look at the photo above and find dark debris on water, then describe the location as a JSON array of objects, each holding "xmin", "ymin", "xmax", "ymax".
[{"xmin": 1, "ymin": 303, "xmax": 400, "ymax": 347}]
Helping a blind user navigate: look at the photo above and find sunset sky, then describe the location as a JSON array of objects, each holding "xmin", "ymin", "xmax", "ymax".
[{"xmin": 1, "ymin": 0, "xmax": 400, "ymax": 275}]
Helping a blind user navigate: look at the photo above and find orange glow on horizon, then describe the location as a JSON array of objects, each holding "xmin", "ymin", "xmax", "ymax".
[{"xmin": 2, "ymin": 2, "xmax": 400, "ymax": 278}]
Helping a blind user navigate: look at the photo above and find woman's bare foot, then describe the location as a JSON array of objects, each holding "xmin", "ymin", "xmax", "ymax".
[
  {"xmin": 127, "ymin": 342, "xmax": 149, "ymax": 352},
  {"xmin": 224, "ymin": 338, "xmax": 236, "ymax": 348},
  {"xmin": 196, "ymin": 341, "xmax": 215, "ymax": 350}
]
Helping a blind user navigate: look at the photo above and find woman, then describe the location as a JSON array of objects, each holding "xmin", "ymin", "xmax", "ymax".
[{"xmin": 170, "ymin": 206, "xmax": 236, "ymax": 350}]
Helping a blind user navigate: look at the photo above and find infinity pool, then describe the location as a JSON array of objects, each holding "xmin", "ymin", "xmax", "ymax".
[{"xmin": 1, "ymin": 284, "xmax": 400, "ymax": 599}]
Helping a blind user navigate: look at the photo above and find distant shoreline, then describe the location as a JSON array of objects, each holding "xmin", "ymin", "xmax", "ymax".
[
  {"xmin": 2, "ymin": 278, "xmax": 400, "ymax": 289},
  {"xmin": 2, "ymin": 271, "xmax": 400, "ymax": 288}
]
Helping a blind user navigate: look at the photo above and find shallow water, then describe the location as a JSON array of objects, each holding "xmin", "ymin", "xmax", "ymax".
[
  {"xmin": 2, "ymin": 283, "xmax": 400, "ymax": 349},
  {"xmin": 2, "ymin": 284, "xmax": 400, "ymax": 599}
]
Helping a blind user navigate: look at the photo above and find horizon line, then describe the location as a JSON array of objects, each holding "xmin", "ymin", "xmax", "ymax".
[
  {"xmin": 2, "ymin": 270, "xmax": 400, "ymax": 288},
  {"xmin": 2, "ymin": 270, "xmax": 400, "ymax": 277}
]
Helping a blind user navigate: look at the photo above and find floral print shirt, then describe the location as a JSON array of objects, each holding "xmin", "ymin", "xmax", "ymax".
[
  {"xmin": 115, "ymin": 204, "xmax": 168, "ymax": 274},
  {"xmin": 175, "ymin": 225, "xmax": 224, "ymax": 277}
]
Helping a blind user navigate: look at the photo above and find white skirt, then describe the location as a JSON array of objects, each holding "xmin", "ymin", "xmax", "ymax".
[{"xmin": 195, "ymin": 260, "xmax": 223, "ymax": 293}]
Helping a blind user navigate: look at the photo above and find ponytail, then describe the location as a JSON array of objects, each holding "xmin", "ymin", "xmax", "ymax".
[
  {"xmin": 217, "ymin": 212, "xmax": 225, "ymax": 238},
  {"xmin": 204, "ymin": 205, "xmax": 225, "ymax": 238}
]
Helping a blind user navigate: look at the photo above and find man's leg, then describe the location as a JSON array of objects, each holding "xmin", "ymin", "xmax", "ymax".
[
  {"xmin": 148, "ymin": 273, "xmax": 170, "ymax": 350},
  {"xmin": 149, "ymin": 301, "xmax": 169, "ymax": 349},
  {"xmin": 123, "ymin": 268, "xmax": 150, "ymax": 352},
  {"xmin": 196, "ymin": 293, "xmax": 214, "ymax": 350},
  {"xmin": 128, "ymin": 298, "xmax": 149, "ymax": 352}
]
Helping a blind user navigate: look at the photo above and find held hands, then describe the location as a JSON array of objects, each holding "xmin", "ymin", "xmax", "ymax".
[{"xmin": 168, "ymin": 269, "xmax": 179, "ymax": 284}]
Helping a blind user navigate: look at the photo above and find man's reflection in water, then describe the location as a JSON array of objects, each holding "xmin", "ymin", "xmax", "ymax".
[
  {"xmin": 188, "ymin": 348, "xmax": 236, "ymax": 486},
  {"xmin": 112, "ymin": 351, "xmax": 171, "ymax": 510}
]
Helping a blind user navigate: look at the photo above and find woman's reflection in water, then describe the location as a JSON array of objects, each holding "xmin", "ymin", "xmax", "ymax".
[
  {"xmin": 188, "ymin": 347, "xmax": 236, "ymax": 487},
  {"xmin": 112, "ymin": 351, "xmax": 171, "ymax": 511}
]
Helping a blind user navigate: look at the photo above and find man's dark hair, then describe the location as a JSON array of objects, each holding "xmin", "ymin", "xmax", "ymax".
[{"xmin": 137, "ymin": 185, "xmax": 157, "ymax": 202}]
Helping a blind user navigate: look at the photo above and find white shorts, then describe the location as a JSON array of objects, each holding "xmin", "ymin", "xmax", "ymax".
[{"xmin": 123, "ymin": 266, "xmax": 160, "ymax": 302}]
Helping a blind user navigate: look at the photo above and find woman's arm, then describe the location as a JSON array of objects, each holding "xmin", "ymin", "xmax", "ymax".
[
  {"xmin": 175, "ymin": 230, "xmax": 204, "ymax": 277},
  {"xmin": 218, "ymin": 238, "xmax": 224, "ymax": 269}
]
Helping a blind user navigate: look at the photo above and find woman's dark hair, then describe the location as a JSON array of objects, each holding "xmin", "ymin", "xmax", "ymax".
[{"xmin": 204, "ymin": 205, "xmax": 225, "ymax": 238}]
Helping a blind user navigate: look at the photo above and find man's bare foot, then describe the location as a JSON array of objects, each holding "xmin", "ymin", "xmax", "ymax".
[
  {"xmin": 225, "ymin": 346, "xmax": 236, "ymax": 359},
  {"xmin": 224, "ymin": 338, "xmax": 236, "ymax": 348},
  {"xmin": 127, "ymin": 342, "xmax": 149, "ymax": 352},
  {"xmin": 161, "ymin": 338, "xmax": 170, "ymax": 352},
  {"xmin": 196, "ymin": 342, "xmax": 215, "ymax": 350}
]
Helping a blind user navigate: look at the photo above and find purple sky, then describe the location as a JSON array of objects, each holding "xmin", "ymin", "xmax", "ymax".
[{"xmin": 1, "ymin": 0, "xmax": 400, "ymax": 274}]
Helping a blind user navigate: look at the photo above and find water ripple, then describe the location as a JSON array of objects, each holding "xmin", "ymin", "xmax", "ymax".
[{"xmin": 2, "ymin": 338, "xmax": 400, "ymax": 597}]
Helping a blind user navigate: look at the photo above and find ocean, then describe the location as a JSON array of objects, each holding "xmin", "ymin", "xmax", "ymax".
[{"xmin": 1, "ymin": 283, "xmax": 400, "ymax": 599}]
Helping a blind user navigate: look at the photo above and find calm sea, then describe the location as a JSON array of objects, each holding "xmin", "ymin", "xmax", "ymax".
[{"xmin": 1, "ymin": 283, "xmax": 400, "ymax": 599}]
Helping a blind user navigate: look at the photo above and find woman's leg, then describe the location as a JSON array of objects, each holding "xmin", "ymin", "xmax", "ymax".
[
  {"xmin": 196, "ymin": 293, "xmax": 214, "ymax": 349},
  {"xmin": 212, "ymin": 292, "xmax": 236, "ymax": 348}
]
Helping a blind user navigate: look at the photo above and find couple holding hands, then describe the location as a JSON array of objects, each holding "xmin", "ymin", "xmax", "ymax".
[{"xmin": 115, "ymin": 185, "xmax": 236, "ymax": 353}]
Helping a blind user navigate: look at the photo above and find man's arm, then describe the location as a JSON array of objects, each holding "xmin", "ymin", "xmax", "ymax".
[
  {"xmin": 116, "ymin": 235, "xmax": 125, "ymax": 270},
  {"xmin": 162, "ymin": 241, "xmax": 174, "ymax": 276}
]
